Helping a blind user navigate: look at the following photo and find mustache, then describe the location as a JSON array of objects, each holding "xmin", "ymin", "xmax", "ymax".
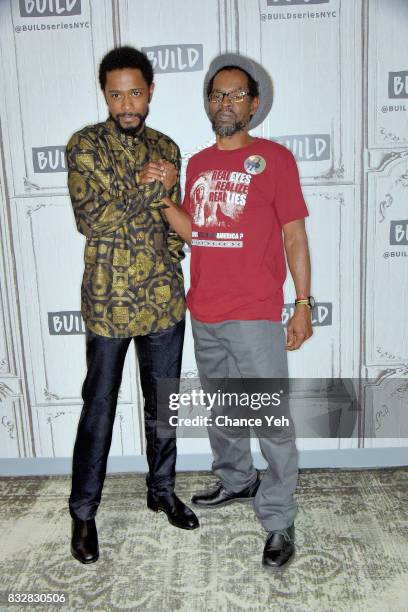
[
  {"xmin": 111, "ymin": 108, "xmax": 150, "ymax": 135},
  {"xmin": 210, "ymin": 116, "xmax": 249, "ymax": 137},
  {"xmin": 214, "ymin": 109, "xmax": 236, "ymax": 119},
  {"xmin": 117, "ymin": 112, "xmax": 145, "ymax": 119}
]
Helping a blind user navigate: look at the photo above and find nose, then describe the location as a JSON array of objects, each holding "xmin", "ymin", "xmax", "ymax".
[
  {"xmin": 221, "ymin": 94, "xmax": 232, "ymax": 108},
  {"xmin": 121, "ymin": 93, "xmax": 133, "ymax": 112}
]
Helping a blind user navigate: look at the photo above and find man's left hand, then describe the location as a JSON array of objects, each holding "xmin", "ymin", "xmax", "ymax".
[{"xmin": 286, "ymin": 306, "xmax": 313, "ymax": 351}]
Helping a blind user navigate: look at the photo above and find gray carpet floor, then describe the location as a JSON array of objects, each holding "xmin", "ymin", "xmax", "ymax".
[{"xmin": 0, "ymin": 468, "xmax": 407, "ymax": 611}]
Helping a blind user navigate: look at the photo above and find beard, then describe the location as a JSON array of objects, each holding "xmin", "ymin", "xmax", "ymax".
[
  {"xmin": 111, "ymin": 107, "xmax": 149, "ymax": 136},
  {"xmin": 210, "ymin": 110, "xmax": 249, "ymax": 137}
]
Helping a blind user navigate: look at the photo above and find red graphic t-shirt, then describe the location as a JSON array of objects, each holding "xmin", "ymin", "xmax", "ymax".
[{"xmin": 182, "ymin": 138, "xmax": 308, "ymax": 323}]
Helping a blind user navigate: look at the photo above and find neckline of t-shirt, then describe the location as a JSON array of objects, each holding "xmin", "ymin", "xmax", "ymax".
[{"xmin": 212, "ymin": 137, "xmax": 262, "ymax": 154}]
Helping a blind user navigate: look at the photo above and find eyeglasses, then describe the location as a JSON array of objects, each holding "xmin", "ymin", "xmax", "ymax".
[{"xmin": 208, "ymin": 90, "xmax": 251, "ymax": 104}]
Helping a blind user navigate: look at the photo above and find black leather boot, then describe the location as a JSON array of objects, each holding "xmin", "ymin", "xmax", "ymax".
[
  {"xmin": 191, "ymin": 470, "xmax": 261, "ymax": 508},
  {"xmin": 71, "ymin": 518, "xmax": 99, "ymax": 564},
  {"xmin": 147, "ymin": 492, "xmax": 199, "ymax": 530}
]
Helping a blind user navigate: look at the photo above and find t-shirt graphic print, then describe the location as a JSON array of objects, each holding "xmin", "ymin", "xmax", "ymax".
[{"xmin": 191, "ymin": 169, "xmax": 251, "ymax": 228}]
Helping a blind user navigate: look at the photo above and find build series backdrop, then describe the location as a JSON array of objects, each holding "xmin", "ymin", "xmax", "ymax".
[{"xmin": 0, "ymin": 0, "xmax": 407, "ymax": 464}]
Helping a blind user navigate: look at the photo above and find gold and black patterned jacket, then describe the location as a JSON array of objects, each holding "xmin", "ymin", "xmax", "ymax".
[{"xmin": 66, "ymin": 118, "xmax": 185, "ymax": 338}]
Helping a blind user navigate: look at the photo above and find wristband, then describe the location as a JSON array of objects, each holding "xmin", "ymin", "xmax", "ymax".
[{"xmin": 295, "ymin": 296, "xmax": 315, "ymax": 309}]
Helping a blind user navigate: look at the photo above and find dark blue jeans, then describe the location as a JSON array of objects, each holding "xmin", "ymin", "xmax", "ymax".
[{"xmin": 69, "ymin": 318, "xmax": 185, "ymax": 521}]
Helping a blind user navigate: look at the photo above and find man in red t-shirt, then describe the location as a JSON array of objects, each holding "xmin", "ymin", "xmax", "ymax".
[{"xmin": 141, "ymin": 54, "xmax": 313, "ymax": 571}]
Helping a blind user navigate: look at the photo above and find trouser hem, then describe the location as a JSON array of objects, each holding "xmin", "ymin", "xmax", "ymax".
[{"xmin": 260, "ymin": 519, "xmax": 296, "ymax": 533}]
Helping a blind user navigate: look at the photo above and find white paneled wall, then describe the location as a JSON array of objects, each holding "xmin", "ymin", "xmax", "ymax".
[{"xmin": 0, "ymin": 0, "xmax": 406, "ymax": 460}]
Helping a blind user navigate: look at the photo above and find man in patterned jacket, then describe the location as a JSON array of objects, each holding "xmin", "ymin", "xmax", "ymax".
[{"xmin": 66, "ymin": 46, "xmax": 199, "ymax": 564}]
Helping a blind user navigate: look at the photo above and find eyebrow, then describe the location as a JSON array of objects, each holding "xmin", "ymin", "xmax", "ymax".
[
  {"xmin": 212, "ymin": 87, "xmax": 246, "ymax": 93},
  {"xmin": 107, "ymin": 87, "xmax": 144, "ymax": 93}
]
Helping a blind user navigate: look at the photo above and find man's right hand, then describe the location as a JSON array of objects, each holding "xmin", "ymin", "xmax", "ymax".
[{"xmin": 139, "ymin": 160, "xmax": 178, "ymax": 192}]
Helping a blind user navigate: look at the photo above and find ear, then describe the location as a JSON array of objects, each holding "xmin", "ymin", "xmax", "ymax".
[
  {"xmin": 250, "ymin": 96, "xmax": 260, "ymax": 116},
  {"xmin": 148, "ymin": 82, "xmax": 155, "ymax": 103}
]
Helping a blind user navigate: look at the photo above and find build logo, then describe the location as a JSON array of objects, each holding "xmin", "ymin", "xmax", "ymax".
[
  {"xmin": 388, "ymin": 71, "xmax": 408, "ymax": 99},
  {"xmin": 282, "ymin": 303, "xmax": 332, "ymax": 327},
  {"xmin": 19, "ymin": 0, "xmax": 81, "ymax": 17},
  {"xmin": 32, "ymin": 147, "xmax": 66, "ymax": 173},
  {"xmin": 48, "ymin": 312, "xmax": 85, "ymax": 335},
  {"xmin": 273, "ymin": 134, "xmax": 330, "ymax": 162},
  {"xmin": 141, "ymin": 44, "xmax": 203, "ymax": 74},
  {"xmin": 390, "ymin": 220, "xmax": 408, "ymax": 245}
]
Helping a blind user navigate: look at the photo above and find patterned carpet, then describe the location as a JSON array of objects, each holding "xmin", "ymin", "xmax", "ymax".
[{"xmin": 0, "ymin": 468, "xmax": 407, "ymax": 611}]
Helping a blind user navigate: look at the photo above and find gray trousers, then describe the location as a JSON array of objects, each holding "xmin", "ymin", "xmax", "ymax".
[{"xmin": 191, "ymin": 318, "xmax": 298, "ymax": 532}]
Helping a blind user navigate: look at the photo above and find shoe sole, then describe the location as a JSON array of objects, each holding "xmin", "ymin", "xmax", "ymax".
[
  {"xmin": 147, "ymin": 505, "xmax": 199, "ymax": 530},
  {"xmin": 262, "ymin": 551, "xmax": 296, "ymax": 572},
  {"xmin": 70, "ymin": 546, "xmax": 99, "ymax": 564},
  {"xmin": 191, "ymin": 496, "xmax": 256, "ymax": 509}
]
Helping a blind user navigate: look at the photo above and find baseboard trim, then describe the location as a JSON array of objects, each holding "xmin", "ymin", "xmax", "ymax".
[{"xmin": 0, "ymin": 448, "xmax": 407, "ymax": 476}]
